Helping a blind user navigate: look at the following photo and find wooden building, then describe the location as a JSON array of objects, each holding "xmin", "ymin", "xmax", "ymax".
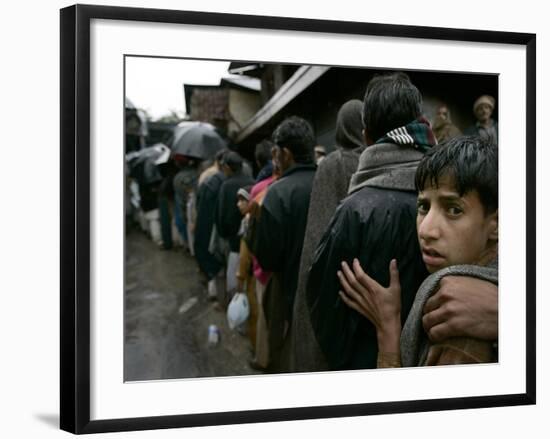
[
  {"xmin": 183, "ymin": 76, "xmax": 262, "ymax": 140},
  {"xmin": 229, "ymin": 63, "xmax": 498, "ymax": 159}
]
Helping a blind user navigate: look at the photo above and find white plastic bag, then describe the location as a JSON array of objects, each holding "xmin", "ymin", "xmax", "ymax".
[{"xmin": 227, "ymin": 292, "xmax": 250, "ymax": 330}]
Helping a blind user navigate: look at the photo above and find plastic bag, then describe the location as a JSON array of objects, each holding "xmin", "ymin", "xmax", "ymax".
[{"xmin": 227, "ymin": 292, "xmax": 250, "ymax": 330}]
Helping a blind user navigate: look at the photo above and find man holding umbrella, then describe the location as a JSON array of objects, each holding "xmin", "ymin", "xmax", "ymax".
[{"xmin": 170, "ymin": 121, "xmax": 227, "ymax": 160}]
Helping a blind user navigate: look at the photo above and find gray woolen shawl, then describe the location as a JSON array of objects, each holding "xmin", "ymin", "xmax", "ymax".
[
  {"xmin": 400, "ymin": 259, "xmax": 498, "ymax": 367},
  {"xmin": 288, "ymin": 100, "xmax": 365, "ymax": 372}
]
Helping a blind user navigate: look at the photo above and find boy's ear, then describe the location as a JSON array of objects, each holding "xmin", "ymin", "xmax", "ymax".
[{"xmin": 488, "ymin": 209, "xmax": 498, "ymax": 241}]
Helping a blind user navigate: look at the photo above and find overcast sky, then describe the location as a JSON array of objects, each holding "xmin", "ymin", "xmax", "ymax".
[{"xmin": 125, "ymin": 57, "xmax": 236, "ymax": 120}]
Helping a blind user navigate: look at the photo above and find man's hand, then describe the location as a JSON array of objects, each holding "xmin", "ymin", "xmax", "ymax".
[{"xmin": 422, "ymin": 276, "xmax": 498, "ymax": 343}]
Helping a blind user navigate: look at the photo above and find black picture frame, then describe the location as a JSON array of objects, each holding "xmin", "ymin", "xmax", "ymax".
[{"xmin": 60, "ymin": 4, "xmax": 536, "ymax": 434}]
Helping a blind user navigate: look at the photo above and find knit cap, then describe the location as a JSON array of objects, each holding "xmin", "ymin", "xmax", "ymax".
[{"xmin": 473, "ymin": 95, "xmax": 495, "ymax": 112}]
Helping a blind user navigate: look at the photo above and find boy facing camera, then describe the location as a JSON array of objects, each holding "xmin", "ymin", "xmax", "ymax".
[{"xmin": 338, "ymin": 136, "xmax": 498, "ymax": 368}]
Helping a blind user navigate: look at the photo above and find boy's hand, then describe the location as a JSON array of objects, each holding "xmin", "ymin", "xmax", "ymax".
[
  {"xmin": 422, "ymin": 276, "xmax": 498, "ymax": 343},
  {"xmin": 338, "ymin": 259, "xmax": 402, "ymax": 353}
]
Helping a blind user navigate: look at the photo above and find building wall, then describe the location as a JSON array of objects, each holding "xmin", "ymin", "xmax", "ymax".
[
  {"xmin": 259, "ymin": 64, "xmax": 301, "ymax": 104},
  {"xmin": 227, "ymin": 88, "xmax": 262, "ymax": 139},
  {"xmin": 189, "ymin": 88, "xmax": 229, "ymax": 126},
  {"xmin": 292, "ymin": 68, "xmax": 498, "ymax": 149},
  {"xmin": 412, "ymin": 72, "xmax": 498, "ymax": 133}
]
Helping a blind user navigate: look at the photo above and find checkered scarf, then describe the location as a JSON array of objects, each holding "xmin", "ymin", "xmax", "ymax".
[{"xmin": 375, "ymin": 117, "xmax": 437, "ymax": 152}]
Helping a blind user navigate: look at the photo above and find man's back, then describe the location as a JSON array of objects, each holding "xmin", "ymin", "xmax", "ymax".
[
  {"xmin": 307, "ymin": 184, "xmax": 428, "ymax": 369},
  {"xmin": 305, "ymin": 72, "xmax": 435, "ymax": 370},
  {"xmin": 254, "ymin": 163, "xmax": 317, "ymax": 318},
  {"xmin": 194, "ymin": 171, "xmax": 225, "ymax": 279}
]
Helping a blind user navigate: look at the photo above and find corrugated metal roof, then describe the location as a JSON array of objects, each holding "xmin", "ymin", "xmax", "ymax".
[
  {"xmin": 221, "ymin": 76, "xmax": 261, "ymax": 92},
  {"xmin": 228, "ymin": 62, "xmax": 263, "ymax": 77},
  {"xmin": 235, "ymin": 66, "xmax": 330, "ymax": 143}
]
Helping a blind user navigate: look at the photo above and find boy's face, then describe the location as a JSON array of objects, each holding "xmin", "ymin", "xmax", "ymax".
[{"xmin": 416, "ymin": 174, "xmax": 498, "ymax": 273}]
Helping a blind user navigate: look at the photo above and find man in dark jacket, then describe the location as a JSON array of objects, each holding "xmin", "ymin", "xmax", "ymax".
[
  {"xmin": 306, "ymin": 72, "xmax": 436, "ymax": 370},
  {"xmin": 252, "ymin": 116, "xmax": 317, "ymax": 371},
  {"xmin": 194, "ymin": 150, "xmax": 226, "ymax": 299},
  {"xmin": 216, "ymin": 151, "xmax": 254, "ymax": 294}
]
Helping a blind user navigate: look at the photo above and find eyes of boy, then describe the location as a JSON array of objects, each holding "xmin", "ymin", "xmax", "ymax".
[{"xmin": 416, "ymin": 196, "xmax": 465, "ymax": 218}]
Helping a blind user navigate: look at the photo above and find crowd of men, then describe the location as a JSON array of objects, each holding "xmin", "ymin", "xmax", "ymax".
[{"xmin": 134, "ymin": 71, "xmax": 500, "ymax": 374}]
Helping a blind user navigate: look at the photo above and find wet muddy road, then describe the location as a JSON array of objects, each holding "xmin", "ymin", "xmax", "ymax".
[{"xmin": 124, "ymin": 229, "xmax": 260, "ymax": 381}]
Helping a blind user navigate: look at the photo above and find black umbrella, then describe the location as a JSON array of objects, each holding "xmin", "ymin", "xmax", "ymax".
[
  {"xmin": 126, "ymin": 143, "xmax": 170, "ymax": 185},
  {"xmin": 170, "ymin": 121, "xmax": 226, "ymax": 160}
]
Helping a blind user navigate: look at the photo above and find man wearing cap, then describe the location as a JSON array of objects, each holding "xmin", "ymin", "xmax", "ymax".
[{"xmin": 464, "ymin": 94, "xmax": 498, "ymax": 146}]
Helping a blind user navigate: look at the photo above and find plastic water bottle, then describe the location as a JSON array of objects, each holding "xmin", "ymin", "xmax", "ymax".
[{"xmin": 208, "ymin": 324, "xmax": 220, "ymax": 346}]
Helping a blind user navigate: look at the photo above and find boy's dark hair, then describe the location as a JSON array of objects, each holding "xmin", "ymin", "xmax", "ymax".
[
  {"xmin": 255, "ymin": 139, "xmax": 274, "ymax": 167},
  {"xmin": 272, "ymin": 116, "xmax": 315, "ymax": 164},
  {"xmin": 362, "ymin": 72, "xmax": 422, "ymax": 142},
  {"xmin": 415, "ymin": 135, "xmax": 498, "ymax": 214}
]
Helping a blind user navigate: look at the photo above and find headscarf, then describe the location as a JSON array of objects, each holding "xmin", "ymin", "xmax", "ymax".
[
  {"xmin": 237, "ymin": 185, "xmax": 252, "ymax": 201},
  {"xmin": 335, "ymin": 99, "xmax": 365, "ymax": 150}
]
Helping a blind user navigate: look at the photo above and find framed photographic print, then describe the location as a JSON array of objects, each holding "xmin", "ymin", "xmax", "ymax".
[{"xmin": 60, "ymin": 4, "xmax": 536, "ymax": 434}]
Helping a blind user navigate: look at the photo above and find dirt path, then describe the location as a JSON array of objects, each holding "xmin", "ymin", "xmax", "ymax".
[{"xmin": 124, "ymin": 229, "xmax": 260, "ymax": 381}]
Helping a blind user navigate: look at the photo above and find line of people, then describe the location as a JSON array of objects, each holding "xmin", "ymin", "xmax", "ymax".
[{"xmin": 169, "ymin": 71, "xmax": 500, "ymax": 374}]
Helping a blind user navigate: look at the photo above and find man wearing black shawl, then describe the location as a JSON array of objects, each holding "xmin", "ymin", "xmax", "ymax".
[
  {"xmin": 253, "ymin": 116, "xmax": 317, "ymax": 372},
  {"xmin": 306, "ymin": 73, "xmax": 435, "ymax": 370}
]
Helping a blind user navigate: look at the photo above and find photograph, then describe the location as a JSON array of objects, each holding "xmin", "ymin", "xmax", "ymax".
[
  {"xmin": 2, "ymin": 0, "xmax": 547, "ymax": 438},
  {"xmin": 124, "ymin": 56, "xmax": 500, "ymax": 381},
  {"xmin": 59, "ymin": 3, "xmax": 535, "ymax": 433}
]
